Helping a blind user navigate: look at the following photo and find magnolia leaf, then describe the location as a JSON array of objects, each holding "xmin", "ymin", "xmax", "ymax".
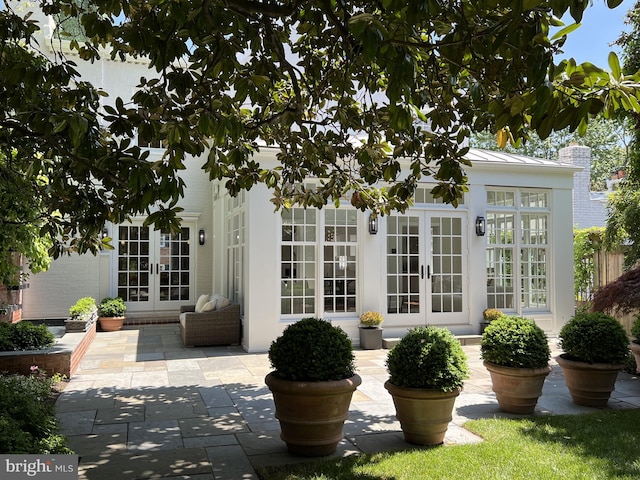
[{"xmin": 608, "ymin": 52, "xmax": 622, "ymax": 79}]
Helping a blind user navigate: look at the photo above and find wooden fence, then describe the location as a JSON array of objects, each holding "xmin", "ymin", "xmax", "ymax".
[{"xmin": 580, "ymin": 249, "xmax": 635, "ymax": 334}]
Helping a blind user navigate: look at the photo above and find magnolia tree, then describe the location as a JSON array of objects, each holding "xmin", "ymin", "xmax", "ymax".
[{"xmin": 3, "ymin": 0, "xmax": 640, "ymax": 270}]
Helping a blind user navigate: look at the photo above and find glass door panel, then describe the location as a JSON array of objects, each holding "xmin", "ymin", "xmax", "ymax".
[{"xmin": 116, "ymin": 224, "xmax": 193, "ymax": 311}]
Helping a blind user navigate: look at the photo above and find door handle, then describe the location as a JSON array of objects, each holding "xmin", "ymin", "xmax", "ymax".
[
  {"xmin": 427, "ymin": 265, "xmax": 431, "ymax": 279},
  {"xmin": 421, "ymin": 265, "xmax": 424, "ymax": 279}
]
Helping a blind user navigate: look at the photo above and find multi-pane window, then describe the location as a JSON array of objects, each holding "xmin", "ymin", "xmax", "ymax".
[
  {"xmin": 386, "ymin": 216, "xmax": 420, "ymax": 314},
  {"xmin": 486, "ymin": 189, "xmax": 550, "ymax": 311},
  {"xmin": 280, "ymin": 207, "xmax": 358, "ymax": 316},
  {"xmin": 323, "ymin": 210, "xmax": 358, "ymax": 313},
  {"xmin": 431, "ymin": 217, "xmax": 464, "ymax": 313},
  {"xmin": 281, "ymin": 209, "xmax": 317, "ymax": 315},
  {"xmin": 226, "ymin": 191, "xmax": 245, "ymax": 305}
]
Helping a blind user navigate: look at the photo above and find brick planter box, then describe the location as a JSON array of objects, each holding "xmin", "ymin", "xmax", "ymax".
[{"xmin": 0, "ymin": 322, "xmax": 96, "ymax": 377}]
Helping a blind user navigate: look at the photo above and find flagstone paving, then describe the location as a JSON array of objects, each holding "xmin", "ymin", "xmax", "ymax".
[{"xmin": 55, "ymin": 324, "xmax": 640, "ymax": 479}]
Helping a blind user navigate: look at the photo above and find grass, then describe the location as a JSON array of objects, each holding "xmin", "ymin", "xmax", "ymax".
[{"xmin": 257, "ymin": 409, "xmax": 640, "ymax": 479}]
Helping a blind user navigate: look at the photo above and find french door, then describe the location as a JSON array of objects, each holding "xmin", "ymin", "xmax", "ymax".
[
  {"xmin": 386, "ymin": 212, "xmax": 467, "ymax": 325},
  {"xmin": 115, "ymin": 224, "xmax": 194, "ymax": 311}
]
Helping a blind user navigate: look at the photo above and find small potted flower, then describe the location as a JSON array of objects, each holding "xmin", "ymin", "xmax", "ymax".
[
  {"xmin": 481, "ymin": 316, "xmax": 551, "ymax": 414},
  {"xmin": 384, "ymin": 326, "xmax": 469, "ymax": 445},
  {"xmin": 480, "ymin": 308, "xmax": 504, "ymax": 334},
  {"xmin": 359, "ymin": 311, "xmax": 384, "ymax": 349},
  {"xmin": 557, "ymin": 311, "xmax": 629, "ymax": 407},
  {"xmin": 265, "ymin": 317, "xmax": 361, "ymax": 456}
]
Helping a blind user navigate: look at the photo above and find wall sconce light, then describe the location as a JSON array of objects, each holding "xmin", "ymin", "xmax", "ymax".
[
  {"xmin": 475, "ymin": 216, "xmax": 486, "ymax": 236},
  {"xmin": 368, "ymin": 214, "xmax": 378, "ymax": 235},
  {"xmin": 101, "ymin": 227, "xmax": 109, "ymax": 239},
  {"xmin": 198, "ymin": 229, "xmax": 206, "ymax": 245}
]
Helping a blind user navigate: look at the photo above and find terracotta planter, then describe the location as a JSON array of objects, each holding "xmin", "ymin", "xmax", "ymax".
[
  {"xmin": 484, "ymin": 362, "xmax": 552, "ymax": 414},
  {"xmin": 630, "ymin": 342, "xmax": 640, "ymax": 374},
  {"xmin": 384, "ymin": 380, "xmax": 460, "ymax": 445},
  {"xmin": 556, "ymin": 355, "xmax": 624, "ymax": 407},
  {"xmin": 265, "ymin": 372, "xmax": 362, "ymax": 456},
  {"xmin": 98, "ymin": 316, "xmax": 125, "ymax": 332},
  {"xmin": 359, "ymin": 327, "xmax": 383, "ymax": 350}
]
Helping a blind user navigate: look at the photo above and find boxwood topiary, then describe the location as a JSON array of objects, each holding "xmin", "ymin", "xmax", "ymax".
[
  {"xmin": 386, "ymin": 326, "xmax": 469, "ymax": 392},
  {"xmin": 481, "ymin": 316, "xmax": 550, "ymax": 369},
  {"xmin": 268, "ymin": 318, "xmax": 356, "ymax": 381},
  {"xmin": 559, "ymin": 311, "xmax": 629, "ymax": 364}
]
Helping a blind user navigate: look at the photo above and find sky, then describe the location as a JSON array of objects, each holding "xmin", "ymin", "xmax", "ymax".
[{"xmin": 556, "ymin": 0, "xmax": 636, "ymax": 67}]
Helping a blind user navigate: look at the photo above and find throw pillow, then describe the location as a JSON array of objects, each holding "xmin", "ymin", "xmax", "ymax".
[
  {"xmin": 201, "ymin": 300, "xmax": 217, "ymax": 312},
  {"xmin": 216, "ymin": 296, "xmax": 231, "ymax": 310},
  {"xmin": 195, "ymin": 294, "xmax": 210, "ymax": 313}
]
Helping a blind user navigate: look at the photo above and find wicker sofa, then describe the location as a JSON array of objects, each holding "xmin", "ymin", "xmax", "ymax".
[{"xmin": 179, "ymin": 303, "xmax": 241, "ymax": 347}]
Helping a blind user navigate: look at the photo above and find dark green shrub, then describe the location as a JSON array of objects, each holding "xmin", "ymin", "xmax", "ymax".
[
  {"xmin": 0, "ymin": 321, "xmax": 55, "ymax": 351},
  {"xmin": 69, "ymin": 296, "xmax": 96, "ymax": 320},
  {"xmin": 0, "ymin": 372, "xmax": 72, "ymax": 454},
  {"xmin": 268, "ymin": 318, "xmax": 356, "ymax": 381},
  {"xmin": 98, "ymin": 297, "xmax": 126, "ymax": 317},
  {"xmin": 481, "ymin": 316, "xmax": 550, "ymax": 369},
  {"xmin": 386, "ymin": 326, "xmax": 469, "ymax": 392},
  {"xmin": 559, "ymin": 312, "xmax": 629, "ymax": 364},
  {"xmin": 631, "ymin": 314, "xmax": 640, "ymax": 341}
]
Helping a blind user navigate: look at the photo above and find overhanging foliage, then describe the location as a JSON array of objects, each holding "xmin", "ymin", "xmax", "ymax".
[{"xmin": 3, "ymin": 0, "xmax": 640, "ymax": 262}]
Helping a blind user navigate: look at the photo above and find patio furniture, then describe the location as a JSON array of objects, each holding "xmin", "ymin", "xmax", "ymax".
[{"xmin": 179, "ymin": 303, "xmax": 241, "ymax": 347}]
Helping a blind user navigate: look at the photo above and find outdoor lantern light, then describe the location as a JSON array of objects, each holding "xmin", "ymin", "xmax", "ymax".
[
  {"xmin": 101, "ymin": 227, "xmax": 109, "ymax": 239},
  {"xmin": 369, "ymin": 214, "xmax": 378, "ymax": 235},
  {"xmin": 199, "ymin": 229, "xmax": 206, "ymax": 245},
  {"xmin": 475, "ymin": 216, "xmax": 486, "ymax": 236}
]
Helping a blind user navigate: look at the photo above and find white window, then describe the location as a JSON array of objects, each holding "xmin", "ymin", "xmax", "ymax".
[
  {"xmin": 280, "ymin": 208, "xmax": 358, "ymax": 316},
  {"xmin": 486, "ymin": 189, "xmax": 550, "ymax": 312},
  {"xmin": 226, "ymin": 191, "xmax": 246, "ymax": 305}
]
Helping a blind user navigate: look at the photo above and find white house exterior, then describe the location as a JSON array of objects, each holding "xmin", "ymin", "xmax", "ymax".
[{"xmin": 20, "ymin": 6, "xmax": 579, "ymax": 352}]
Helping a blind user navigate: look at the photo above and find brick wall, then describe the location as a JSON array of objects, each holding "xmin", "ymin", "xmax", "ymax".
[{"xmin": 560, "ymin": 144, "xmax": 608, "ymax": 229}]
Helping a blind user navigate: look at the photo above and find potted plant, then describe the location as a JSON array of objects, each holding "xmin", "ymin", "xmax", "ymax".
[
  {"xmin": 384, "ymin": 326, "xmax": 469, "ymax": 446},
  {"xmin": 97, "ymin": 297, "xmax": 127, "ymax": 332},
  {"xmin": 265, "ymin": 317, "xmax": 361, "ymax": 456},
  {"xmin": 481, "ymin": 316, "xmax": 551, "ymax": 414},
  {"xmin": 557, "ymin": 311, "xmax": 629, "ymax": 407},
  {"xmin": 629, "ymin": 314, "xmax": 640, "ymax": 374},
  {"xmin": 65, "ymin": 297, "xmax": 97, "ymax": 332},
  {"xmin": 480, "ymin": 308, "xmax": 504, "ymax": 334},
  {"xmin": 359, "ymin": 311, "xmax": 384, "ymax": 349}
]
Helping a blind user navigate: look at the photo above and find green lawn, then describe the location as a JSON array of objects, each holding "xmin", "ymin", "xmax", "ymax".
[{"xmin": 257, "ymin": 409, "xmax": 640, "ymax": 479}]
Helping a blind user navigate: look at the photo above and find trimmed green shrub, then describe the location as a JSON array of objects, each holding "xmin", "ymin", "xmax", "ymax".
[
  {"xmin": 0, "ymin": 321, "xmax": 55, "ymax": 351},
  {"xmin": 0, "ymin": 372, "xmax": 72, "ymax": 454},
  {"xmin": 559, "ymin": 312, "xmax": 629, "ymax": 364},
  {"xmin": 98, "ymin": 297, "xmax": 126, "ymax": 317},
  {"xmin": 631, "ymin": 314, "xmax": 640, "ymax": 341},
  {"xmin": 481, "ymin": 316, "xmax": 550, "ymax": 369},
  {"xmin": 386, "ymin": 326, "xmax": 469, "ymax": 392},
  {"xmin": 268, "ymin": 318, "xmax": 356, "ymax": 381}
]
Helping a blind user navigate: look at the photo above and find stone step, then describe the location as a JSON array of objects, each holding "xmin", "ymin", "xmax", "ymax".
[{"xmin": 382, "ymin": 334, "xmax": 482, "ymax": 349}]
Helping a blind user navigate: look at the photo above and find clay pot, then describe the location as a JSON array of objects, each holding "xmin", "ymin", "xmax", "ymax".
[
  {"xmin": 556, "ymin": 355, "xmax": 624, "ymax": 407},
  {"xmin": 384, "ymin": 380, "xmax": 460, "ymax": 445},
  {"xmin": 98, "ymin": 316, "xmax": 125, "ymax": 332},
  {"xmin": 265, "ymin": 372, "xmax": 361, "ymax": 456},
  {"xmin": 484, "ymin": 362, "xmax": 552, "ymax": 414}
]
